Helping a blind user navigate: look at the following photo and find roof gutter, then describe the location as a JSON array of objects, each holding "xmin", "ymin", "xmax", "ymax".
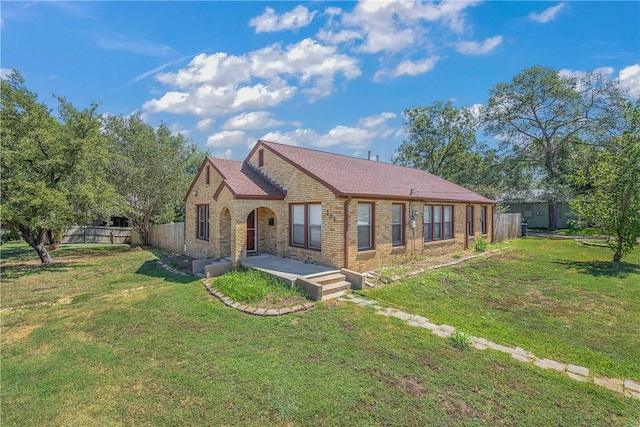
[{"xmin": 343, "ymin": 195, "xmax": 352, "ymax": 269}]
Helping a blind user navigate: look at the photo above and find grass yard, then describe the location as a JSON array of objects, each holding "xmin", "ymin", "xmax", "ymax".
[
  {"xmin": 366, "ymin": 237, "xmax": 640, "ymax": 383},
  {"xmin": 1, "ymin": 242, "xmax": 639, "ymax": 425}
]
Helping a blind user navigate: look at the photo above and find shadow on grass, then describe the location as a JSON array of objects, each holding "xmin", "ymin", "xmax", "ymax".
[
  {"xmin": 0, "ymin": 262, "xmax": 75, "ymax": 281},
  {"xmin": 555, "ymin": 260, "xmax": 640, "ymax": 278},
  {"xmin": 135, "ymin": 260, "xmax": 197, "ymax": 284}
]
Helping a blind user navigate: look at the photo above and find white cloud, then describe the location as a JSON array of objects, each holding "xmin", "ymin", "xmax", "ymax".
[
  {"xmin": 250, "ymin": 5, "xmax": 317, "ymax": 33},
  {"xmin": 259, "ymin": 111, "xmax": 399, "ymax": 150},
  {"xmin": 260, "ymin": 129, "xmax": 308, "ymax": 147},
  {"xmin": 143, "ymin": 39, "xmax": 360, "ymax": 117},
  {"xmin": 558, "ymin": 67, "xmax": 615, "ymax": 80},
  {"xmin": 619, "ymin": 64, "xmax": 640, "ymax": 98},
  {"xmin": 454, "ymin": 35, "xmax": 503, "ymax": 56},
  {"xmin": 529, "ymin": 2, "xmax": 566, "ymax": 23},
  {"xmin": 358, "ymin": 112, "xmax": 396, "ymax": 128},
  {"xmin": 212, "ymin": 149, "xmax": 234, "ymax": 159},
  {"xmin": 91, "ymin": 32, "xmax": 177, "ymax": 58},
  {"xmin": 206, "ymin": 130, "xmax": 250, "ymax": 148},
  {"xmin": 316, "ymin": 29, "xmax": 362, "ymax": 45},
  {"xmin": 196, "ymin": 118, "xmax": 214, "ymax": 131},
  {"xmin": 223, "ymin": 111, "xmax": 288, "ymax": 130},
  {"xmin": 468, "ymin": 103, "xmax": 483, "ymax": 121},
  {"xmin": 0, "ymin": 68, "xmax": 13, "ymax": 80},
  {"xmin": 231, "ymin": 80, "xmax": 297, "ymax": 110},
  {"xmin": 374, "ymin": 56, "xmax": 439, "ymax": 80},
  {"xmin": 321, "ymin": 0, "xmax": 480, "ymax": 54}
]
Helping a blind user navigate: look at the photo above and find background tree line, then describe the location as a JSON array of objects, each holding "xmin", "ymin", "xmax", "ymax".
[
  {"xmin": 1, "ymin": 70, "xmax": 206, "ymax": 264},
  {"xmin": 2, "ymin": 66, "xmax": 638, "ymax": 263},
  {"xmin": 394, "ymin": 65, "xmax": 639, "ymax": 261}
]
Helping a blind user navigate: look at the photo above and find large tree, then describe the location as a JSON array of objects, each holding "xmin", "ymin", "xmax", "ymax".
[
  {"xmin": 482, "ymin": 65, "xmax": 626, "ymax": 230},
  {"xmin": 0, "ymin": 71, "xmax": 120, "ymax": 263},
  {"xmin": 394, "ymin": 101, "xmax": 479, "ymax": 178},
  {"xmin": 571, "ymin": 100, "xmax": 640, "ymax": 262},
  {"xmin": 103, "ymin": 113, "xmax": 204, "ymax": 245},
  {"xmin": 393, "ymin": 101, "xmax": 532, "ymax": 199}
]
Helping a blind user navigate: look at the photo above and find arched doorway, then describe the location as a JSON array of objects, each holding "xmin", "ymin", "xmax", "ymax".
[
  {"xmin": 219, "ymin": 207, "xmax": 231, "ymax": 258},
  {"xmin": 245, "ymin": 207, "xmax": 278, "ymax": 255}
]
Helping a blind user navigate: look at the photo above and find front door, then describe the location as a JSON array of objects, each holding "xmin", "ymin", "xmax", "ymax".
[{"xmin": 246, "ymin": 210, "xmax": 256, "ymax": 252}]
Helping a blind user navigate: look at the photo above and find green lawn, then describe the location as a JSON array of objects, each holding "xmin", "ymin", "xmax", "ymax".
[
  {"xmin": 366, "ymin": 237, "xmax": 640, "ymax": 383},
  {"xmin": 1, "ymin": 242, "xmax": 639, "ymax": 425}
]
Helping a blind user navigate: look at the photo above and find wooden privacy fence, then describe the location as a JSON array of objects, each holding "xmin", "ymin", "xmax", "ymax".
[
  {"xmin": 63, "ymin": 226, "xmax": 134, "ymax": 244},
  {"xmin": 493, "ymin": 213, "xmax": 522, "ymax": 242},
  {"xmin": 148, "ymin": 222, "xmax": 184, "ymax": 254}
]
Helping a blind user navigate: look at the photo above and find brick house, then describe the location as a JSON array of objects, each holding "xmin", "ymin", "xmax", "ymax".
[{"xmin": 184, "ymin": 140, "xmax": 495, "ymax": 272}]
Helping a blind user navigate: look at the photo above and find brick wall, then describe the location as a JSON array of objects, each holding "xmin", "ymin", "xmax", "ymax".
[
  {"xmin": 248, "ymin": 147, "xmax": 344, "ymax": 268},
  {"xmin": 184, "ymin": 163, "xmax": 222, "ymax": 259},
  {"xmin": 185, "ymin": 153, "xmax": 494, "ymax": 270},
  {"xmin": 347, "ymin": 200, "xmax": 493, "ymax": 272}
]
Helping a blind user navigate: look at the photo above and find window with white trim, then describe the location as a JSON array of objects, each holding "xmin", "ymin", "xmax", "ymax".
[
  {"xmin": 392, "ymin": 204, "xmax": 404, "ymax": 246},
  {"xmin": 292, "ymin": 205, "xmax": 305, "ymax": 246},
  {"xmin": 308, "ymin": 204, "xmax": 322, "ymax": 249},
  {"xmin": 467, "ymin": 206, "xmax": 474, "ymax": 236},
  {"xmin": 424, "ymin": 205, "xmax": 453, "ymax": 242}
]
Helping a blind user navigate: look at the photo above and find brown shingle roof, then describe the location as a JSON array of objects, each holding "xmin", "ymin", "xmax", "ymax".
[
  {"xmin": 209, "ymin": 157, "xmax": 285, "ymax": 199},
  {"xmin": 257, "ymin": 140, "xmax": 494, "ymax": 203}
]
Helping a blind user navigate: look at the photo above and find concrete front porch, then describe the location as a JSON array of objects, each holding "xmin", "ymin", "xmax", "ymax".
[{"xmin": 240, "ymin": 254, "xmax": 365, "ymax": 301}]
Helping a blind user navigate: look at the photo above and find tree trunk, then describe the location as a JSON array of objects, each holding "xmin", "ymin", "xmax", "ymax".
[
  {"xmin": 22, "ymin": 228, "xmax": 53, "ymax": 264},
  {"xmin": 548, "ymin": 200, "xmax": 559, "ymax": 231},
  {"xmin": 613, "ymin": 229, "xmax": 623, "ymax": 263},
  {"xmin": 132, "ymin": 220, "xmax": 149, "ymax": 245}
]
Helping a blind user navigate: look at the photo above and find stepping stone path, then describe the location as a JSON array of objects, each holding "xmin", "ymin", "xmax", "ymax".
[{"xmin": 337, "ymin": 293, "xmax": 640, "ymax": 400}]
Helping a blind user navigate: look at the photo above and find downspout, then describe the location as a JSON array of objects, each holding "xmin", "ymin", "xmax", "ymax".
[
  {"xmin": 491, "ymin": 204, "xmax": 496, "ymax": 243},
  {"xmin": 343, "ymin": 196, "xmax": 352, "ymax": 269},
  {"xmin": 465, "ymin": 203, "xmax": 471, "ymax": 250}
]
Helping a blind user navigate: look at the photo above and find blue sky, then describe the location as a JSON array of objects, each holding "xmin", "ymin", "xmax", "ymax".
[{"xmin": 2, "ymin": 1, "xmax": 638, "ymax": 162}]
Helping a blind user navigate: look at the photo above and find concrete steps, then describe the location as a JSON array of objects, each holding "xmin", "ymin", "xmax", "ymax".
[
  {"xmin": 320, "ymin": 281, "xmax": 352, "ymax": 301},
  {"xmin": 306, "ymin": 271, "xmax": 352, "ymax": 301}
]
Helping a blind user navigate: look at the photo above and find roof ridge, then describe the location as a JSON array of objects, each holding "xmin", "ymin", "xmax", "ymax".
[
  {"xmin": 258, "ymin": 139, "xmax": 393, "ymax": 163},
  {"xmin": 258, "ymin": 139, "xmax": 453, "ymax": 178}
]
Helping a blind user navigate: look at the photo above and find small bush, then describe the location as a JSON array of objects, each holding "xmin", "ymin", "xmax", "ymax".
[
  {"xmin": 375, "ymin": 265, "xmax": 411, "ymax": 284},
  {"xmin": 452, "ymin": 252, "xmax": 462, "ymax": 259},
  {"xmin": 474, "ymin": 237, "xmax": 487, "ymax": 252},
  {"xmin": 448, "ymin": 330, "xmax": 472, "ymax": 351}
]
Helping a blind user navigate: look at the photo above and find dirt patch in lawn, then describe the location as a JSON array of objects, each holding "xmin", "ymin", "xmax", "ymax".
[
  {"xmin": 2, "ymin": 323, "xmax": 42, "ymax": 343},
  {"xmin": 372, "ymin": 370, "xmax": 431, "ymax": 397},
  {"xmin": 437, "ymin": 387, "xmax": 487, "ymax": 420}
]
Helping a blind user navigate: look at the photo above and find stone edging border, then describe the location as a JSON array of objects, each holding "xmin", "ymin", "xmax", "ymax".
[
  {"xmin": 338, "ymin": 294, "xmax": 640, "ymax": 400},
  {"xmin": 202, "ymin": 280, "xmax": 315, "ymax": 316},
  {"xmin": 154, "ymin": 258, "xmax": 316, "ymax": 316},
  {"xmin": 156, "ymin": 260, "xmax": 191, "ymax": 276}
]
